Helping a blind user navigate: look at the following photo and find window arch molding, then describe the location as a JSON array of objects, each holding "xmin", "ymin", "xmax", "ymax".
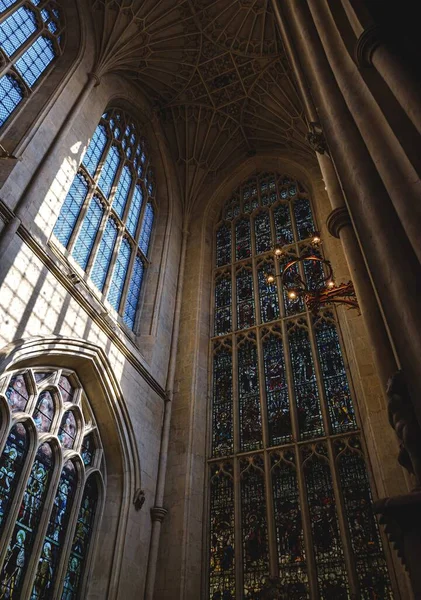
[{"xmin": 0, "ymin": 335, "xmax": 142, "ymax": 600}]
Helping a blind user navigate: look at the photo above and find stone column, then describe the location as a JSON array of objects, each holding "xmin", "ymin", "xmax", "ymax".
[{"xmin": 279, "ymin": 0, "xmax": 421, "ymax": 421}]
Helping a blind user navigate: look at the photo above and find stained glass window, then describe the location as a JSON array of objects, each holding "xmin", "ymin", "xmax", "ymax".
[
  {"xmin": 0, "ymin": 0, "xmax": 63, "ymax": 128},
  {"xmin": 0, "ymin": 367, "xmax": 103, "ymax": 600},
  {"xmin": 52, "ymin": 108, "xmax": 156, "ymax": 331},
  {"xmin": 209, "ymin": 172, "xmax": 395, "ymax": 599}
]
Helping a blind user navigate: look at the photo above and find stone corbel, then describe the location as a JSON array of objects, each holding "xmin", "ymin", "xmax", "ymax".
[
  {"xmin": 355, "ymin": 25, "xmax": 382, "ymax": 68},
  {"xmin": 133, "ymin": 488, "xmax": 146, "ymax": 511},
  {"xmin": 306, "ymin": 122, "xmax": 329, "ymax": 157},
  {"xmin": 150, "ymin": 506, "xmax": 168, "ymax": 523},
  {"xmin": 326, "ymin": 206, "xmax": 352, "ymax": 239}
]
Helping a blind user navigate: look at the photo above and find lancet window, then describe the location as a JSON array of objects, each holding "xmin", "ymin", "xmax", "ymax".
[
  {"xmin": 0, "ymin": 0, "xmax": 64, "ymax": 129},
  {"xmin": 0, "ymin": 367, "xmax": 103, "ymax": 600},
  {"xmin": 52, "ymin": 108, "xmax": 156, "ymax": 331},
  {"xmin": 209, "ymin": 172, "xmax": 395, "ymax": 599}
]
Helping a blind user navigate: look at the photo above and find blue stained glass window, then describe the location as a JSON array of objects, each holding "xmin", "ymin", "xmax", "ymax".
[
  {"xmin": 139, "ymin": 203, "xmax": 154, "ymax": 255},
  {"xmin": 258, "ymin": 261, "xmax": 279, "ymax": 323},
  {"xmin": 97, "ymin": 145, "xmax": 120, "ymax": 199},
  {"xmin": 235, "ymin": 217, "xmax": 251, "ymax": 261},
  {"xmin": 33, "ymin": 390, "xmax": 55, "ymax": 433},
  {"xmin": 90, "ymin": 218, "xmax": 118, "ymax": 291},
  {"xmin": 216, "ymin": 223, "xmax": 232, "ymax": 267},
  {"xmin": 0, "ymin": 74, "xmax": 23, "ymax": 127},
  {"xmin": 123, "ymin": 255, "xmax": 144, "ymax": 329},
  {"xmin": 254, "ymin": 211, "xmax": 272, "ymax": 254},
  {"xmin": 0, "ymin": 424, "xmax": 28, "ymax": 536},
  {"xmin": 53, "ymin": 174, "xmax": 89, "ymax": 247},
  {"xmin": 113, "ymin": 165, "xmax": 132, "ymax": 219},
  {"xmin": 82, "ymin": 125, "xmax": 108, "ymax": 178},
  {"xmin": 238, "ymin": 337, "xmax": 262, "ymax": 452},
  {"xmin": 5, "ymin": 373, "xmax": 30, "ymax": 412},
  {"xmin": 212, "ymin": 344, "xmax": 233, "ymax": 456},
  {"xmin": 274, "ymin": 203, "xmax": 294, "ymax": 245},
  {"xmin": 15, "ymin": 36, "xmax": 56, "ymax": 88},
  {"xmin": 214, "ymin": 272, "xmax": 232, "ymax": 336},
  {"xmin": 0, "ymin": 0, "xmax": 18, "ymax": 13},
  {"xmin": 0, "ymin": 443, "xmax": 54, "ymax": 600},
  {"xmin": 81, "ymin": 434, "xmax": 95, "ymax": 467},
  {"xmin": 236, "ymin": 266, "xmax": 255, "ymax": 330},
  {"xmin": 61, "ymin": 477, "xmax": 98, "ymax": 600},
  {"xmin": 107, "ymin": 237, "xmax": 131, "ymax": 311},
  {"xmin": 71, "ymin": 197, "xmax": 103, "ymax": 270},
  {"xmin": 263, "ymin": 331, "xmax": 291, "ymax": 446},
  {"xmin": 0, "ymin": 6, "xmax": 37, "ymax": 57},
  {"xmin": 126, "ymin": 185, "xmax": 143, "ymax": 238},
  {"xmin": 294, "ymin": 198, "xmax": 315, "ymax": 241},
  {"xmin": 31, "ymin": 460, "xmax": 77, "ymax": 600}
]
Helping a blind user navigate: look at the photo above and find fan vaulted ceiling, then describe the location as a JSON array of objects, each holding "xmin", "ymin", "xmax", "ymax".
[{"xmin": 90, "ymin": 0, "xmax": 312, "ymax": 213}]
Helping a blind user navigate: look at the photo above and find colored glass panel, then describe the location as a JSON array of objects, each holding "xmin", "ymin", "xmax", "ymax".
[
  {"xmin": 107, "ymin": 238, "xmax": 131, "ymax": 311},
  {"xmin": 81, "ymin": 434, "xmax": 94, "ymax": 468},
  {"xmin": 241, "ymin": 456, "xmax": 269, "ymax": 599},
  {"xmin": 139, "ymin": 203, "xmax": 154, "ymax": 255},
  {"xmin": 15, "ymin": 36, "xmax": 56, "ymax": 87},
  {"xmin": 263, "ymin": 332, "xmax": 291, "ymax": 446},
  {"xmin": 31, "ymin": 461, "xmax": 77, "ymax": 600},
  {"xmin": 0, "ymin": 424, "xmax": 28, "ymax": 535},
  {"xmin": 58, "ymin": 411, "xmax": 77, "ymax": 449},
  {"xmin": 303, "ymin": 448, "xmax": 350, "ymax": 599},
  {"xmin": 90, "ymin": 218, "xmax": 118, "ymax": 291},
  {"xmin": 271, "ymin": 452, "xmax": 309, "ymax": 598},
  {"xmin": 126, "ymin": 185, "xmax": 143, "ymax": 238},
  {"xmin": 123, "ymin": 255, "xmax": 144, "ymax": 329},
  {"xmin": 273, "ymin": 203, "xmax": 294, "ymax": 245},
  {"xmin": 236, "ymin": 267, "xmax": 255, "ymax": 330},
  {"xmin": 0, "ymin": 6, "xmax": 37, "ymax": 57},
  {"xmin": 280, "ymin": 254, "xmax": 304, "ymax": 316},
  {"xmin": 336, "ymin": 438, "xmax": 394, "ymax": 600},
  {"xmin": 97, "ymin": 145, "xmax": 120, "ymax": 199},
  {"xmin": 0, "ymin": 443, "xmax": 53, "ymax": 600},
  {"xmin": 214, "ymin": 273, "xmax": 232, "ymax": 337},
  {"xmin": 71, "ymin": 197, "xmax": 103, "ymax": 270},
  {"xmin": 257, "ymin": 261, "xmax": 279, "ymax": 323},
  {"xmin": 288, "ymin": 321, "xmax": 324, "ymax": 440},
  {"xmin": 0, "ymin": 74, "xmax": 23, "ymax": 128},
  {"xmin": 58, "ymin": 376, "xmax": 74, "ymax": 404},
  {"xmin": 34, "ymin": 372, "xmax": 53, "ymax": 383},
  {"xmin": 238, "ymin": 338, "xmax": 261, "ymax": 451},
  {"xmin": 212, "ymin": 346, "xmax": 233, "ymax": 457},
  {"xmin": 235, "ymin": 218, "xmax": 251, "ymax": 261},
  {"xmin": 209, "ymin": 463, "xmax": 235, "ymax": 600},
  {"xmin": 5, "ymin": 374, "xmax": 30, "ymax": 412},
  {"xmin": 314, "ymin": 316, "xmax": 357, "ymax": 434},
  {"xmin": 82, "ymin": 125, "xmax": 107, "ymax": 178},
  {"xmin": 112, "ymin": 165, "xmax": 132, "ymax": 219},
  {"xmin": 294, "ymin": 198, "xmax": 315, "ymax": 241},
  {"xmin": 254, "ymin": 211, "xmax": 272, "ymax": 255},
  {"xmin": 0, "ymin": 0, "xmax": 18, "ymax": 13},
  {"xmin": 33, "ymin": 391, "xmax": 55, "ymax": 432},
  {"xmin": 216, "ymin": 223, "xmax": 232, "ymax": 267},
  {"xmin": 61, "ymin": 477, "xmax": 98, "ymax": 600},
  {"xmin": 53, "ymin": 174, "xmax": 89, "ymax": 248}
]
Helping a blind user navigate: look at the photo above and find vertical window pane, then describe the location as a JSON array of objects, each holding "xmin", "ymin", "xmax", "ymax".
[
  {"xmin": 58, "ymin": 411, "xmax": 77, "ymax": 449},
  {"xmin": 5, "ymin": 373, "xmax": 30, "ymax": 412},
  {"xmin": 254, "ymin": 211, "xmax": 271, "ymax": 255},
  {"xmin": 209, "ymin": 463, "xmax": 235, "ymax": 600},
  {"xmin": 15, "ymin": 36, "xmax": 56, "ymax": 88},
  {"xmin": 0, "ymin": 6, "xmax": 37, "ymax": 57},
  {"xmin": 112, "ymin": 165, "xmax": 132, "ymax": 219},
  {"xmin": 263, "ymin": 331, "xmax": 291, "ymax": 446},
  {"xmin": 0, "ymin": 424, "xmax": 28, "ymax": 536},
  {"xmin": 236, "ymin": 266, "xmax": 255, "ymax": 330},
  {"xmin": 0, "ymin": 443, "xmax": 54, "ymax": 600},
  {"xmin": 33, "ymin": 390, "xmax": 55, "ymax": 432},
  {"xmin": 90, "ymin": 218, "xmax": 118, "ymax": 291},
  {"xmin": 61, "ymin": 477, "xmax": 98, "ymax": 600},
  {"xmin": 123, "ymin": 255, "xmax": 144, "ymax": 329},
  {"xmin": 97, "ymin": 145, "xmax": 120, "ymax": 199},
  {"xmin": 71, "ymin": 197, "xmax": 103, "ymax": 270},
  {"xmin": 0, "ymin": 0, "xmax": 18, "ymax": 13},
  {"xmin": 82, "ymin": 125, "xmax": 108, "ymax": 178},
  {"xmin": 0, "ymin": 74, "xmax": 24, "ymax": 127},
  {"xmin": 139, "ymin": 203, "xmax": 154, "ymax": 255},
  {"xmin": 214, "ymin": 272, "xmax": 232, "ymax": 337},
  {"xmin": 240, "ymin": 456, "xmax": 269, "ymax": 599},
  {"xmin": 31, "ymin": 461, "xmax": 77, "ymax": 600},
  {"xmin": 235, "ymin": 217, "xmax": 251, "ymax": 261},
  {"xmin": 212, "ymin": 343, "xmax": 233, "ymax": 457},
  {"xmin": 293, "ymin": 198, "xmax": 315, "ymax": 241},
  {"xmin": 107, "ymin": 237, "xmax": 131, "ymax": 311},
  {"xmin": 238, "ymin": 337, "xmax": 262, "ymax": 452},
  {"xmin": 126, "ymin": 185, "xmax": 143, "ymax": 238},
  {"xmin": 216, "ymin": 223, "xmax": 231, "ymax": 267},
  {"xmin": 257, "ymin": 260, "xmax": 279, "ymax": 323},
  {"xmin": 53, "ymin": 174, "xmax": 89, "ymax": 248},
  {"xmin": 273, "ymin": 203, "xmax": 294, "ymax": 245}
]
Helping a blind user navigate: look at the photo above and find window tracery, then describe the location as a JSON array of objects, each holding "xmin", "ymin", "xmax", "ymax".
[
  {"xmin": 52, "ymin": 108, "xmax": 157, "ymax": 331},
  {"xmin": 0, "ymin": 0, "xmax": 63, "ymax": 129},
  {"xmin": 209, "ymin": 172, "xmax": 394, "ymax": 599},
  {"xmin": 0, "ymin": 367, "xmax": 103, "ymax": 600}
]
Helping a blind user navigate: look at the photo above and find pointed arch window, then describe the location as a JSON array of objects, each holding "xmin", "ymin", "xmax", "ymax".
[
  {"xmin": 52, "ymin": 108, "xmax": 157, "ymax": 331},
  {"xmin": 0, "ymin": 0, "xmax": 64, "ymax": 129},
  {"xmin": 0, "ymin": 367, "xmax": 104, "ymax": 600},
  {"xmin": 208, "ymin": 172, "xmax": 395, "ymax": 599}
]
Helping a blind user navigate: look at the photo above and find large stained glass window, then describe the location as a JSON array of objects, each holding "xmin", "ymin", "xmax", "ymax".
[
  {"xmin": 0, "ymin": 367, "xmax": 103, "ymax": 600},
  {"xmin": 52, "ymin": 108, "xmax": 157, "ymax": 331},
  {"xmin": 0, "ymin": 1, "xmax": 64, "ymax": 129},
  {"xmin": 209, "ymin": 172, "xmax": 395, "ymax": 599}
]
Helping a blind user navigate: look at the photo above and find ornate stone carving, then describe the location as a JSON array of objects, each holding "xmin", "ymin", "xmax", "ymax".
[
  {"xmin": 133, "ymin": 488, "xmax": 146, "ymax": 511},
  {"xmin": 355, "ymin": 25, "xmax": 382, "ymax": 68},
  {"xmin": 326, "ymin": 206, "xmax": 351, "ymax": 239},
  {"xmin": 306, "ymin": 122, "xmax": 329, "ymax": 156},
  {"xmin": 387, "ymin": 370, "xmax": 421, "ymax": 488}
]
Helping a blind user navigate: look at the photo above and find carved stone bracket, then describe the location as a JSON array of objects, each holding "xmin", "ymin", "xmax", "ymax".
[
  {"xmin": 355, "ymin": 25, "xmax": 382, "ymax": 68},
  {"xmin": 306, "ymin": 122, "xmax": 329, "ymax": 156},
  {"xmin": 133, "ymin": 488, "xmax": 146, "ymax": 511},
  {"xmin": 150, "ymin": 506, "xmax": 168, "ymax": 523},
  {"xmin": 326, "ymin": 206, "xmax": 351, "ymax": 239}
]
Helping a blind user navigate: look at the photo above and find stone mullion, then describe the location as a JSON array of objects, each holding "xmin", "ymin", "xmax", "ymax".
[
  {"xmin": 118, "ymin": 238, "xmax": 136, "ymax": 317},
  {"xmin": 101, "ymin": 226, "xmax": 123, "ymax": 300}
]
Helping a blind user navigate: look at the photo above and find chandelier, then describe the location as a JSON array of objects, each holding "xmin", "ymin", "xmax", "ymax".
[{"xmin": 266, "ymin": 233, "xmax": 359, "ymax": 314}]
